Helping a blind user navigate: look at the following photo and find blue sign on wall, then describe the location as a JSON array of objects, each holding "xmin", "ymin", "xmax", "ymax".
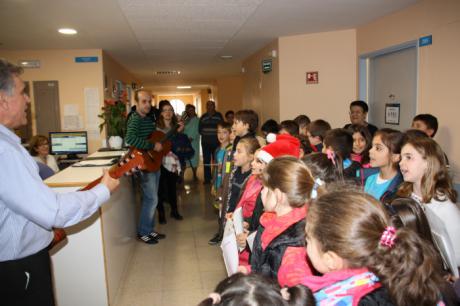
[
  {"xmin": 419, "ymin": 35, "xmax": 432, "ymax": 47},
  {"xmin": 75, "ymin": 56, "xmax": 99, "ymax": 63}
]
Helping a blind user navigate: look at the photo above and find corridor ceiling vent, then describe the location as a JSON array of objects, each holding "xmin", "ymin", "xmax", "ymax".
[
  {"xmin": 154, "ymin": 71, "xmax": 181, "ymax": 76},
  {"xmin": 58, "ymin": 28, "xmax": 77, "ymax": 35}
]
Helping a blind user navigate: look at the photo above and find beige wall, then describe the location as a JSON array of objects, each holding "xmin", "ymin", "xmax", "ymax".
[
  {"xmin": 0, "ymin": 49, "xmax": 104, "ymax": 153},
  {"xmin": 279, "ymin": 29, "xmax": 357, "ymax": 127},
  {"xmin": 357, "ymin": 0, "xmax": 460, "ymax": 179},
  {"xmin": 199, "ymin": 89, "xmax": 210, "ymax": 117},
  {"xmin": 216, "ymin": 75, "xmax": 243, "ymax": 115},
  {"xmin": 102, "ymin": 51, "xmax": 139, "ymax": 104},
  {"xmin": 242, "ymin": 40, "xmax": 280, "ymax": 126}
]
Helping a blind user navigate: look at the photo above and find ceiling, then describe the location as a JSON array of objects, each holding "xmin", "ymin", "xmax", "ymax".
[{"xmin": 0, "ymin": 0, "xmax": 418, "ymax": 87}]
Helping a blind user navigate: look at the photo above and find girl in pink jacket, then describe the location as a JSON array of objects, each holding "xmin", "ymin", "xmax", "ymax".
[{"xmin": 238, "ymin": 156, "xmax": 314, "ymax": 287}]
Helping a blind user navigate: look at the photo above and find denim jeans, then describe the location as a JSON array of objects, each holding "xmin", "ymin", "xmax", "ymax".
[{"xmin": 137, "ymin": 170, "xmax": 161, "ymax": 236}]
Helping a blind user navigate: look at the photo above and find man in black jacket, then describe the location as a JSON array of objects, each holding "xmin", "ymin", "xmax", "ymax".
[{"xmin": 199, "ymin": 100, "xmax": 223, "ymax": 184}]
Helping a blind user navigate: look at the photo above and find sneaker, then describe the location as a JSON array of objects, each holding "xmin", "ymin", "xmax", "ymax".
[
  {"xmin": 150, "ymin": 231, "xmax": 166, "ymax": 240},
  {"xmin": 171, "ymin": 212, "xmax": 184, "ymax": 221},
  {"xmin": 137, "ymin": 234, "xmax": 158, "ymax": 244},
  {"xmin": 208, "ymin": 233, "xmax": 222, "ymax": 245}
]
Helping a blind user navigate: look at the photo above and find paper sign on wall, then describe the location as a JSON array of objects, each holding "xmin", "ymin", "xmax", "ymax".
[
  {"xmin": 84, "ymin": 88, "xmax": 101, "ymax": 139},
  {"xmin": 385, "ymin": 103, "xmax": 400, "ymax": 125}
]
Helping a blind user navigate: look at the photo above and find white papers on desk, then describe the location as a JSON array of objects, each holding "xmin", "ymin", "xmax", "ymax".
[
  {"xmin": 96, "ymin": 151, "xmax": 127, "ymax": 157},
  {"xmin": 247, "ymin": 231, "xmax": 257, "ymax": 252},
  {"xmin": 74, "ymin": 160, "xmax": 114, "ymax": 167},
  {"xmin": 232, "ymin": 207, "xmax": 244, "ymax": 235},
  {"xmin": 221, "ymin": 232, "xmax": 239, "ymax": 276}
]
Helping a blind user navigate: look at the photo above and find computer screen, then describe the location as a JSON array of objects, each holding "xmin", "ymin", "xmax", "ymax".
[{"xmin": 49, "ymin": 131, "xmax": 88, "ymax": 158}]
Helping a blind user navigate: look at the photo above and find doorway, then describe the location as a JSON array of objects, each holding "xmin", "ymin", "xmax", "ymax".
[
  {"xmin": 33, "ymin": 81, "xmax": 61, "ymax": 135},
  {"xmin": 359, "ymin": 42, "xmax": 418, "ymax": 131},
  {"xmin": 15, "ymin": 81, "xmax": 32, "ymax": 142}
]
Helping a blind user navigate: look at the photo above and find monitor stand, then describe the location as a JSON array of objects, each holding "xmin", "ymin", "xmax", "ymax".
[
  {"xmin": 65, "ymin": 154, "xmax": 80, "ymax": 161},
  {"xmin": 57, "ymin": 154, "xmax": 81, "ymax": 170}
]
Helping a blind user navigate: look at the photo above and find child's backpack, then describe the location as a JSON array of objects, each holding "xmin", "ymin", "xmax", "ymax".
[{"xmin": 171, "ymin": 132, "xmax": 195, "ymax": 164}]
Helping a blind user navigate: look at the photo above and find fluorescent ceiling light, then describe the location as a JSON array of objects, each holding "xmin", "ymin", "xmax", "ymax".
[
  {"xmin": 177, "ymin": 86, "xmax": 191, "ymax": 89},
  {"xmin": 220, "ymin": 55, "xmax": 233, "ymax": 59},
  {"xmin": 18, "ymin": 60, "xmax": 40, "ymax": 68},
  {"xmin": 58, "ymin": 28, "xmax": 77, "ymax": 35}
]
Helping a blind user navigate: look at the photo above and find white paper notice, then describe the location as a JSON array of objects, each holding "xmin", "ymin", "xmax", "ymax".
[
  {"xmin": 246, "ymin": 231, "xmax": 257, "ymax": 252},
  {"xmin": 64, "ymin": 104, "xmax": 78, "ymax": 116},
  {"xmin": 63, "ymin": 115, "xmax": 83, "ymax": 130},
  {"xmin": 220, "ymin": 233, "xmax": 239, "ymax": 276},
  {"xmin": 87, "ymin": 130, "xmax": 100, "ymax": 140},
  {"xmin": 84, "ymin": 88, "xmax": 101, "ymax": 130},
  {"xmin": 232, "ymin": 207, "xmax": 244, "ymax": 235}
]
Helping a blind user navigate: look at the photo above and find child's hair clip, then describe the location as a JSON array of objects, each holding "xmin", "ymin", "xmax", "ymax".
[
  {"xmin": 280, "ymin": 287, "xmax": 290, "ymax": 301},
  {"xmin": 311, "ymin": 178, "xmax": 324, "ymax": 199},
  {"xmin": 380, "ymin": 226, "xmax": 397, "ymax": 248},
  {"xmin": 208, "ymin": 292, "xmax": 221, "ymax": 304},
  {"xmin": 326, "ymin": 149, "xmax": 336, "ymax": 165}
]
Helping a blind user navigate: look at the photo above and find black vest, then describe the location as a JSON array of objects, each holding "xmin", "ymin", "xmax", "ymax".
[{"xmin": 250, "ymin": 219, "xmax": 306, "ymax": 281}]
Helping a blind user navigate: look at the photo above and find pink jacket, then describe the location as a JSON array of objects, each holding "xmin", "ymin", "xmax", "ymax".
[
  {"xmin": 244, "ymin": 206, "xmax": 313, "ymax": 287},
  {"xmin": 236, "ymin": 175, "xmax": 263, "ymax": 218}
]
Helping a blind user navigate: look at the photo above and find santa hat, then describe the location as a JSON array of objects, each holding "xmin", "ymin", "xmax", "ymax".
[{"xmin": 258, "ymin": 134, "xmax": 300, "ymax": 164}]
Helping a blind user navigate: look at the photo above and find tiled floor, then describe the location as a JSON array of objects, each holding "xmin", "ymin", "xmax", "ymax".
[{"xmin": 114, "ymin": 169, "xmax": 227, "ymax": 306}]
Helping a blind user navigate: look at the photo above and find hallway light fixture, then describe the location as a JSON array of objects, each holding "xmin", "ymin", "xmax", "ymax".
[
  {"xmin": 58, "ymin": 28, "xmax": 77, "ymax": 35},
  {"xmin": 19, "ymin": 60, "xmax": 40, "ymax": 68},
  {"xmin": 155, "ymin": 70, "xmax": 181, "ymax": 76},
  {"xmin": 220, "ymin": 55, "xmax": 233, "ymax": 60},
  {"xmin": 177, "ymin": 86, "xmax": 191, "ymax": 89}
]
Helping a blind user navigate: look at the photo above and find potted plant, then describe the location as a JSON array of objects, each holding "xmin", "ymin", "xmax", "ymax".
[{"xmin": 98, "ymin": 98, "xmax": 127, "ymax": 149}]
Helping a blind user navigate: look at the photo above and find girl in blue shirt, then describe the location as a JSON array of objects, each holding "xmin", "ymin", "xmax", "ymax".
[{"xmin": 361, "ymin": 129, "xmax": 405, "ymax": 202}]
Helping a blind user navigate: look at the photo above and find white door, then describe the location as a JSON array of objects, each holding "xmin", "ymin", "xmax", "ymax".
[{"xmin": 367, "ymin": 46, "xmax": 417, "ymax": 131}]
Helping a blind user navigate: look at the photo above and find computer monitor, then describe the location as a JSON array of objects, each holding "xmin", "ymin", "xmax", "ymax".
[{"xmin": 49, "ymin": 131, "xmax": 88, "ymax": 159}]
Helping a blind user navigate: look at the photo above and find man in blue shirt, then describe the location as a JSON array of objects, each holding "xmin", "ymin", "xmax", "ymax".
[{"xmin": 0, "ymin": 59, "xmax": 119, "ymax": 306}]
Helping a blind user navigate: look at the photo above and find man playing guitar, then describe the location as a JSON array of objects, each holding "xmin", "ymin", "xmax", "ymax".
[{"xmin": 125, "ymin": 90, "xmax": 166, "ymax": 244}]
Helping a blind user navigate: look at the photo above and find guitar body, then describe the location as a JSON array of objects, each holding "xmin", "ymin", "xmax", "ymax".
[{"xmin": 142, "ymin": 130, "xmax": 172, "ymax": 172}]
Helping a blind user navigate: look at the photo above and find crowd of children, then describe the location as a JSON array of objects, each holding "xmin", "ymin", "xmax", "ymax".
[{"xmin": 199, "ymin": 100, "xmax": 460, "ymax": 306}]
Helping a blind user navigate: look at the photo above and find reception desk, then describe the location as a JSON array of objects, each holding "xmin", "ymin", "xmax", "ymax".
[{"xmin": 45, "ymin": 151, "xmax": 138, "ymax": 306}]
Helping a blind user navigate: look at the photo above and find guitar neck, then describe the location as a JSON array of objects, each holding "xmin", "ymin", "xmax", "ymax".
[
  {"xmin": 78, "ymin": 159, "xmax": 133, "ymax": 191},
  {"xmin": 74, "ymin": 149, "xmax": 145, "ymax": 192},
  {"xmin": 158, "ymin": 124, "xmax": 179, "ymax": 143},
  {"xmin": 80, "ymin": 177, "xmax": 103, "ymax": 191}
]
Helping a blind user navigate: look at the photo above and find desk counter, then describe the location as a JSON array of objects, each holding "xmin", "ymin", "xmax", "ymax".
[{"xmin": 45, "ymin": 150, "xmax": 137, "ymax": 306}]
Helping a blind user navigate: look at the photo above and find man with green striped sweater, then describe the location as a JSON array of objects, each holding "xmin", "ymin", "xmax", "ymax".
[{"xmin": 126, "ymin": 90, "xmax": 166, "ymax": 244}]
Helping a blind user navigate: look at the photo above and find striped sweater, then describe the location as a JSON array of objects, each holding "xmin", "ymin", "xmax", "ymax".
[{"xmin": 125, "ymin": 112, "xmax": 155, "ymax": 149}]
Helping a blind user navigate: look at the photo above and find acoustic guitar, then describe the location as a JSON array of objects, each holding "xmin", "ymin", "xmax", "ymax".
[
  {"xmin": 50, "ymin": 149, "xmax": 146, "ymax": 248},
  {"xmin": 142, "ymin": 112, "xmax": 189, "ymax": 172}
]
